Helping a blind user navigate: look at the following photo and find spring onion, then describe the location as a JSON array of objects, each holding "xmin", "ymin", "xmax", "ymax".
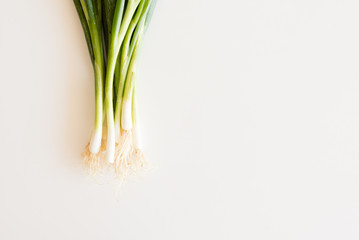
[{"xmin": 73, "ymin": 0, "xmax": 156, "ymax": 180}]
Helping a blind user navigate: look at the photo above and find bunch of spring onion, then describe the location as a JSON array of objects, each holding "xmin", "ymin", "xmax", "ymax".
[{"xmin": 73, "ymin": 0, "xmax": 156, "ymax": 180}]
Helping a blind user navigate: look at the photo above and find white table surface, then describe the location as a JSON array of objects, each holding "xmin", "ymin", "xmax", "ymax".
[{"xmin": 1, "ymin": 0, "xmax": 359, "ymax": 239}]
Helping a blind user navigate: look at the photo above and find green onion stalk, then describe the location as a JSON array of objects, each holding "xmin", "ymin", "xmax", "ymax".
[
  {"xmin": 129, "ymin": 0, "xmax": 157, "ymax": 155},
  {"xmin": 73, "ymin": 0, "xmax": 156, "ymax": 177},
  {"xmin": 74, "ymin": 0, "xmax": 104, "ymax": 156}
]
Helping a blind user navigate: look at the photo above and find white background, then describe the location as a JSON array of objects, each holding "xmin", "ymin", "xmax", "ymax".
[{"xmin": 1, "ymin": 0, "xmax": 359, "ymax": 239}]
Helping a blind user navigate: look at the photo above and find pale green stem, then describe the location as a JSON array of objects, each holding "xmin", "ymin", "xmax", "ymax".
[
  {"xmin": 132, "ymin": 83, "xmax": 138, "ymax": 125},
  {"xmin": 122, "ymin": 31, "xmax": 144, "ymax": 103},
  {"xmin": 80, "ymin": 0, "xmax": 104, "ymax": 153}
]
